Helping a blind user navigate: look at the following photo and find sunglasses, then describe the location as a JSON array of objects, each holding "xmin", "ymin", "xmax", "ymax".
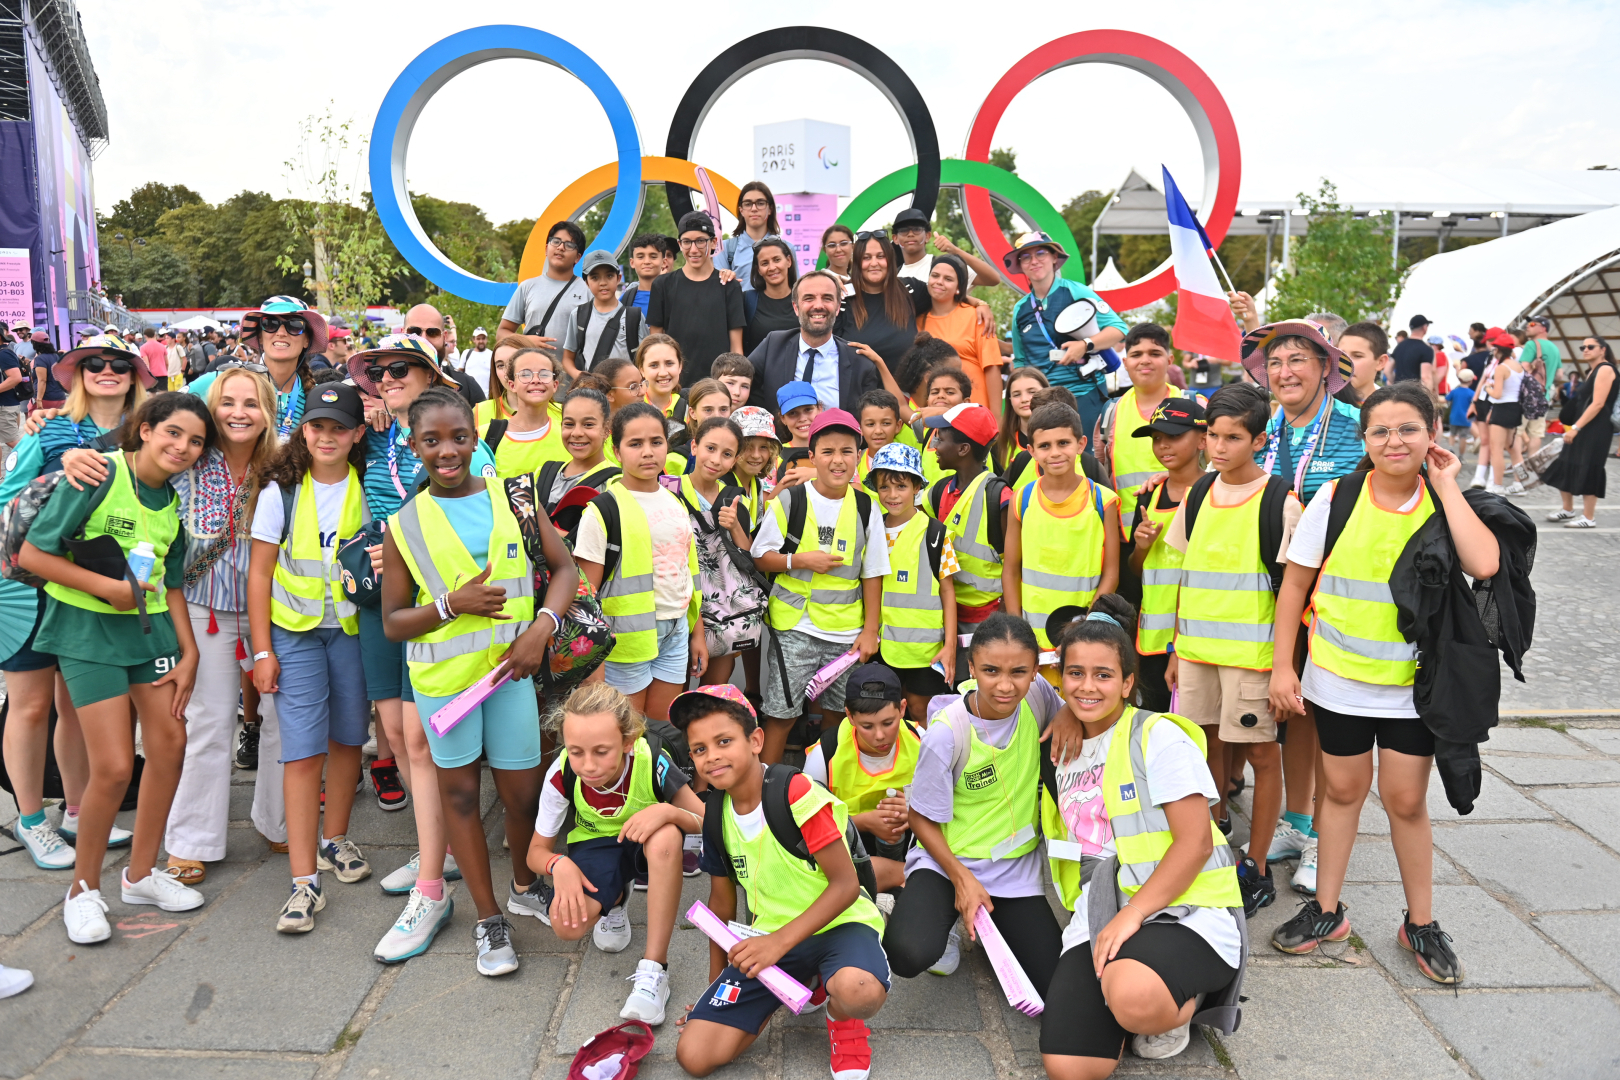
[
  {"xmin": 253, "ymin": 315, "xmax": 307, "ymax": 336},
  {"xmin": 81, "ymin": 356, "xmax": 135, "ymax": 375},
  {"xmin": 403, "ymin": 325, "xmax": 444, "ymax": 339},
  {"xmin": 855, "ymin": 230, "xmax": 890, "ymax": 242},
  {"xmin": 215, "ymin": 360, "xmax": 270, "ymax": 375},
  {"xmin": 366, "ymin": 360, "xmax": 430, "ymax": 383}
]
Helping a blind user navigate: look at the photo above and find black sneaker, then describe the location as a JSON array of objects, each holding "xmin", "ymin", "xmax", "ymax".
[
  {"xmin": 1237, "ymin": 856, "xmax": 1275, "ymax": 917},
  {"xmin": 1217, "ymin": 816, "xmax": 1233, "ymax": 837},
  {"xmin": 370, "ymin": 759, "xmax": 410, "ymax": 812},
  {"xmin": 234, "ymin": 723, "xmax": 260, "ymax": 770},
  {"xmin": 1271, "ymin": 899, "xmax": 1350, "ymax": 954},
  {"xmin": 1399, "ymin": 913, "xmax": 1461, "ymax": 984}
]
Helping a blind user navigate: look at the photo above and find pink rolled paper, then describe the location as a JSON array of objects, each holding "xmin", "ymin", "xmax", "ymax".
[
  {"xmin": 686, "ymin": 901, "xmax": 813, "ymax": 1014},
  {"xmin": 427, "ymin": 669, "xmax": 511, "ymax": 737},
  {"xmin": 804, "ymin": 648, "xmax": 860, "ymax": 703},
  {"xmin": 974, "ymin": 907, "xmax": 1045, "ymax": 1015}
]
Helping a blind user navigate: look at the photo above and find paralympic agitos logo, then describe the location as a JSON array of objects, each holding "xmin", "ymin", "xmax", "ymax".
[{"xmin": 370, "ymin": 26, "xmax": 1240, "ymax": 315}]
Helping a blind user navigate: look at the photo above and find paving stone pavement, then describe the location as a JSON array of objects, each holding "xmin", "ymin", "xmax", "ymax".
[{"xmin": 2, "ymin": 475, "xmax": 1617, "ymax": 1079}]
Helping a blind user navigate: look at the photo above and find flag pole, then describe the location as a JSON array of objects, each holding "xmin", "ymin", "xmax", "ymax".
[{"xmin": 1207, "ymin": 242, "xmax": 1239, "ymax": 297}]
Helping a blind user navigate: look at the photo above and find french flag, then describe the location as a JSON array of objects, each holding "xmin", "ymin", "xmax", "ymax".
[{"xmin": 1163, "ymin": 167, "xmax": 1241, "ymax": 361}]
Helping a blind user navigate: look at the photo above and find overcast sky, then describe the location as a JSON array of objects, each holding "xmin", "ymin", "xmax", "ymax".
[{"xmin": 80, "ymin": 0, "xmax": 1619, "ymax": 232}]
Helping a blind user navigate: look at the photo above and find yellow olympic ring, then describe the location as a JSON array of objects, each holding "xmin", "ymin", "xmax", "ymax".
[{"xmin": 520, "ymin": 157, "xmax": 743, "ymax": 281}]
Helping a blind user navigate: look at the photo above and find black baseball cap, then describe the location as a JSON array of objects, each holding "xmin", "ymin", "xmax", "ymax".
[
  {"xmin": 1408, "ymin": 314, "xmax": 1430, "ymax": 330},
  {"xmin": 845, "ymin": 663, "xmax": 903, "ymax": 707},
  {"xmin": 893, "ymin": 208, "xmax": 930, "ymax": 232},
  {"xmin": 302, "ymin": 381, "xmax": 364, "ymax": 428},
  {"xmin": 1131, "ymin": 398, "xmax": 1207, "ymax": 437},
  {"xmin": 677, "ymin": 210, "xmax": 716, "ymax": 238}
]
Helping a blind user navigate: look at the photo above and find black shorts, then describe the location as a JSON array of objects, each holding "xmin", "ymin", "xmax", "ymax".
[
  {"xmin": 1136, "ymin": 652, "xmax": 1171, "ymax": 713},
  {"xmin": 885, "ymin": 661, "xmax": 951, "ymax": 698},
  {"xmin": 1473, "ymin": 401, "xmax": 1491, "ymax": 425},
  {"xmin": 688, "ymin": 921, "xmax": 890, "ymax": 1034},
  {"xmin": 556, "ymin": 835, "xmax": 644, "ymax": 911},
  {"xmin": 1040, "ymin": 923, "xmax": 1238, "ymax": 1060},
  {"xmin": 858, "ymin": 828, "xmax": 911, "ymax": 863},
  {"xmin": 1488, "ymin": 402, "xmax": 1522, "ymax": 429},
  {"xmin": 1312, "ymin": 702, "xmax": 1435, "ymax": 758}
]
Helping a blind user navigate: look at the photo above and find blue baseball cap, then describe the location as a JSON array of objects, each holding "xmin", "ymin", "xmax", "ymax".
[
  {"xmin": 868, "ymin": 442, "xmax": 925, "ymax": 482},
  {"xmin": 776, "ymin": 381, "xmax": 819, "ymax": 415}
]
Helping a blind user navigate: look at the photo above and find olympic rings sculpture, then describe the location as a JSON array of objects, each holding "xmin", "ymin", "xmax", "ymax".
[{"xmin": 371, "ymin": 25, "xmax": 1239, "ymax": 312}]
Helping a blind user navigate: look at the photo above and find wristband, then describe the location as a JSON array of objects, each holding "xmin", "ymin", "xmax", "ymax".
[
  {"xmin": 786, "ymin": 552, "xmax": 793, "ymax": 571},
  {"xmin": 539, "ymin": 607, "xmax": 562, "ymax": 634},
  {"xmin": 434, "ymin": 594, "xmax": 450, "ymax": 622},
  {"xmin": 545, "ymin": 853, "xmax": 564, "ymax": 876},
  {"xmin": 252, "ymin": 651, "xmax": 273, "ymax": 662}
]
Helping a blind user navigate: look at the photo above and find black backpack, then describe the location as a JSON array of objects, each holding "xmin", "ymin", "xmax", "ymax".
[
  {"xmin": 700, "ymin": 763, "xmax": 878, "ymax": 902},
  {"xmin": 1182, "ymin": 472, "xmax": 1293, "ymax": 593},
  {"xmin": 573, "ymin": 301, "xmax": 644, "ymax": 372},
  {"xmin": 536, "ymin": 459, "xmax": 622, "ymax": 544},
  {"xmin": 928, "ymin": 474, "xmax": 1007, "ymax": 557},
  {"xmin": 555, "ymin": 728, "xmax": 687, "ymax": 844}
]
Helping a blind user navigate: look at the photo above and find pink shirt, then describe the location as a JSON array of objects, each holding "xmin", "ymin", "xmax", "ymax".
[{"xmin": 140, "ymin": 340, "xmax": 168, "ymax": 378}]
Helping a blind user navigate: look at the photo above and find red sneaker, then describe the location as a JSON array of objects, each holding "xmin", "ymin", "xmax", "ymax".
[
  {"xmin": 826, "ymin": 1016, "xmax": 871, "ymax": 1080},
  {"xmin": 370, "ymin": 759, "xmax": 410, "ymax": 812}
]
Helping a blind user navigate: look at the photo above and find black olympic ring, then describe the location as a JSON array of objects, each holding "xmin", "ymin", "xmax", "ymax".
[{"xmin": 663, "ymin": 26, "xmax": 940, "ymax": 225}]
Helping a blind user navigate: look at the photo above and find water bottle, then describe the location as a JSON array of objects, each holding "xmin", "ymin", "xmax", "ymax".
[{"xmin": 127, "ymin": 541, "xmax": 156, "ymax": 584}]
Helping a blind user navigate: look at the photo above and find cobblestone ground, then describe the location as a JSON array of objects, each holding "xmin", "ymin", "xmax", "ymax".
[{"xmin": 2, "ymin": 462, "xmax": 1616, "ymax": 1080}]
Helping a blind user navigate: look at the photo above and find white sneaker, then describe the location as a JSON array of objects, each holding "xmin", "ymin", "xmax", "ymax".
[
  {"xmin": 1266, "ymin": 820, "xmax": 1311, "ymax": 862},
  {"xmin": 380, "ymin": 851, "xmax": 461, "ymax": 895},
  {"xmin": 928, "ymin": 925, "xmax": 961, "ymax": 976},
  {"xmin": 593, "ymin": 903, "xmax": 633, "ymax": 953},
  {"xmin": 619, "ymin": 958, "xmax": 670, "ymax": 1024},
  {"xmin": 58, "ymin": 812, "xmax": 132, "ymax": 849},
  {"xmin": 362, "ymin": 724, "xmax": 378, "ymax": 757},
  {"xmin": 875, "ymin": 892, "xmax": 896, "ymax": 920},
  {"xmin": 0, "ymin": 963, "xmax": 33, "ymax": 998},
  {"xmin": 1547, "ymin": 508, "xmax": 1579, "ymax": 522},
  {"xmin": 1565, "ymin": 516, "xmax": 1598, "ymax": 529},
  {"xmin": 63, "ymin": 881, "xmax": 110, "ymax": 943},
  {"xmin": 276, "ymin": 880, "xmax": 325, "ymax": 934},
  {"xmin": 14, "ymin": 817, "xmax": 76, "ymax": 869},
  {"xmin": 1504, "ymin": 481, "xmax": 1526, "ymax": 496},
  {"xmin": 1294, "ymin": 839, "xmax": 1319, "ymax": 895},
  {"xmin": 1133, "ymin": 1022, "xmax": 1191, "ymax": 1059},
  {"xmin": 375, "ymin": 887, "xmax": 455, "ymax": 963},
  {"xmin": 474, "ymin": 913, "xmax": 519, "ymax": 977},
  {"xmin": 1485, "ymin": 484, "xmax": 1507, "ymax": 495},
  {"xmin": 121, "ymin": 867, "xmax": 205, "ymax": 912}
]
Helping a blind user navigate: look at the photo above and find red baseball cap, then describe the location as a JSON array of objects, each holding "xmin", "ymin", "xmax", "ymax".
[
  {"xmin": 923, "ymin": 402, "xmax": 996, "ymax": 446},
  {"xmin": 807, "ymin": 408, "xmax": 861, "ymax": 444}
]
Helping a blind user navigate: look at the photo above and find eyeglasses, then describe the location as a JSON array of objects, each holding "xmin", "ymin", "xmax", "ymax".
[
  {"xmin": 366, "ymin": 360, "xmax": 430, "ymax": 383},
  {"xmin": 215, "ymin": 360, "xmax": 270, "ymax": 375},
  {"xmin": 547, "ymin": 237, "xmax": 581, "ymax": 252},
  {"xmin": 739, "ymin": 198, "xmax": 771, "ymax": 210},
  {"xmin": 81, "ymin": 356, "xmax": 134, "ymax": 375},
  {"xmin": 513, "ymin": 366, "xmax": 555, "ymax": 383},
  {"xmin": 678, "ymin": 236, "xmax": 713, "ymax": 250},
  {"xmin": 824, "ymin": 238, "xmax": 853, "ymax": 251},
  {"xmin": 253, "ymin": 315, "xmax": 307, "ymax": 336},
  {"xmin": 614, "ymin": 378, "xmax": 647, "ymax": 393},
  {"xmin": 403, "ymin": 325, "xmax": 443, "ymax": 339},
  {"xmin": 1365, "ymin": 423, "xmax": 1428, "ymax": 444},
  {"xmin": 1264, "ymin": 354, "xmax": 1320, "ymax": 373}
]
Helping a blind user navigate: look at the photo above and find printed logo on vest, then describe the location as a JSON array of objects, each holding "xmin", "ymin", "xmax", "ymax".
[
  {"xmin": 507, "ymin": 542, "xmax": 519, "ymax": 559},
  {"xmin": 964, "ymin": 763, "xmax": 998, "ymax": 791},
  {"xmin": 896, "ymin": 569, "xmax": 909, "ymax": 582},
  {"xmin": 951, "ymin": 513, "xmax": 962, "ymax": 525},
  {"xmin": 655, "ymin": 753, "xmax": 669, "ymax": 786},
  {"xmin": 730, "ymin": 854, "xmax": 747, "ymax": 879},
  {"xmin": 710, "ymin": 980, "xmax": 742, "ymax": 1007},
  {"xmin": 836, "ymin": 538, "xmax": 847, "ymax": 552},
  {"xmin": 104, "ymin": 515, "xmax": 136, "ymax": 537},
  {"xmin": 1118, "ymin": 782, "xmax": 1137, "ymax": 802}
]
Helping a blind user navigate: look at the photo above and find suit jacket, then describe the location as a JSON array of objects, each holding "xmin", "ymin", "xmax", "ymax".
[{"xmin": 746, "ymin": 329, "xmax": 879, "ymax": 417}]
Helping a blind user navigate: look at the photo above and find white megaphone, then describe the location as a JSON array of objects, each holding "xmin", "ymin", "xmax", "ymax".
[{"xmin": 1051, "ymin": 299, "xmax": 1101, "ymax": 342}]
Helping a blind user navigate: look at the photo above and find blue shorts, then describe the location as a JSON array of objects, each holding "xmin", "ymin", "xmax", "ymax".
[
  {"xmin": 358, "ymin": 603, "xmax": 413, "ymax": 703},
  {"xmin": 412, "ymin": 676, "xmax": 541, "ymax": 770},
  {"xmin": 604, "ymin": 617, "xmax": 688, "ymax": 695},
  {"xmin": 270, "ymin": 625, "xmax": 371, "ymax": 763},
  {"xmin": 556, "ymin": 834, "xmax": 644, "ymax": 912},
  {"xmin": 0, "ymin": 587, "xmax": 56, "ymax": 673},
  {"xmin": 688, "ymin": 921, "xmax": 890, "ymax": 1035}
]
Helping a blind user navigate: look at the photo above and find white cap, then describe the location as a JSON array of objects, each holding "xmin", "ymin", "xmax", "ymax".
[{"xmin": 473, "ymin": 326, "xmax": 488, "ymax": 337}]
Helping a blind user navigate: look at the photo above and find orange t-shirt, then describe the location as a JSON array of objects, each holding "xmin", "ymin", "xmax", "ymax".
[{"xmin": 919, "ymin": 304, "xmax": 1003, "ymax": 409}]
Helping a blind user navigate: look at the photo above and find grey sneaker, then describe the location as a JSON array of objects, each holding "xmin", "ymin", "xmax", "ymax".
[
  {"xmin": 508, "ymin": 879, "xmax": 551, "ymax": 924},
  {"xmin": 276, "ymin": 880, "xmax": 325, "ymax": 934},
  {"xmin": 474, "ymin": 913, "xmax": 519, "ymax": 977},
  {"xmin": 593, "ymin": 903, "xmax": 632, "ymax": 953},
  {"xmin": 380, "ymin": 851, "xmax": 461, "ymax": 895},
  {"xmin": 317, "ymin": 836, "xmax": 371, "ymax": 884}
]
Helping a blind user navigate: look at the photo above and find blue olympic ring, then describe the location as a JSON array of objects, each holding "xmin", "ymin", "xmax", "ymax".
[{"xmin": 368, "ymin": 26, "xmax": 642, "ymax": 306}]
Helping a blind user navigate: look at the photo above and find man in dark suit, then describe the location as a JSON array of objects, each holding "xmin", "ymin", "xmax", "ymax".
[{"xmin": 746, "ymin": 270, "xmax": 879, "ymax": 415}]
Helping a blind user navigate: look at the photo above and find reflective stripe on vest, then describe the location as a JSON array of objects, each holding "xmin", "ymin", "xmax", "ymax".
[
  {"xmin": 1173, "ymin": 483, "xmax": 1277, "ymax": 669},
  {"xmin": 1136, "ymin": 485, "xmax": 1184, "ymax": 655},
  {"xmin": 45, "ymin": 452, "xmax": 179, "ymax": 616},
  {"xmin": 270, "ymin": 468, "xmax": 363, "ymax": 635},
  {"xmin": 593, "ymin": 483, "xmax": 691, "ymax": 664},
  {"xmin": 567, "ymin": 738, "xmax": 658, "ymax": 844},
  {"xmin": 825, "ymin": 717, "xmax": 920, "ymax": 816},
  {"xmin": 1018, "ymin": 478, "xmax": 1114, "ymax": 648},
  {"xmin": 940, "ymin": 470, "xmax": 1002, "ymax": 605},
  {"xmin": 879, "ymin": 513, "xmax": 944, "ymax": 668},
  {"xmin": 391, "ymin": 486, "xmax": 535, "ymax": 696},
  {"xmin": 768, "ymin": 489, "xmax": 867, "ymax": 634},
  {"xmin": 1110, "ymin": 386, "xmax": 1182, "ymax": 527},
  {"xmin": 940, "ymin": 699, "xmax": 1041, "ymax": 861},
  {"xmin": 1098, "ymin": 709, "xmax": 1241, "ymax": 908},
  {"xmin": 1309, "ymin": 479, "xmax": 1434, "ymax": 685}
]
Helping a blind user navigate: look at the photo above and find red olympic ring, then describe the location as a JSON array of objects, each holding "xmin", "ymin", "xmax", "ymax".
[{"xmin": 961, "ymin": 31, "xmax": 1240, "ymax": 310}]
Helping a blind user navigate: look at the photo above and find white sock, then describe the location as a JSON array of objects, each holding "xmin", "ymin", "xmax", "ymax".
[
  {"xmin": 294, "ymin": 873, "xmax": 320, "ymax": 889},
  {"xmin": 1472, "ymin": 464, "xmax": 1487, "ymax": 484}
]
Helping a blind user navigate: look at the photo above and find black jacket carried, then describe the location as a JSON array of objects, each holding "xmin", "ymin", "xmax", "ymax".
[{"xmin": 1388, "ymin": 485, "xmax": 1536, "ymax": 814}]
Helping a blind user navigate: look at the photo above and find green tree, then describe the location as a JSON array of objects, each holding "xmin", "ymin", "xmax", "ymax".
[
  {"xmin": 97, "ymin": 238, "xmax": 196, "ymax": 309},
  {"xmin": 1267, "ymin": 180, "xmax": 1409, "ymax": 324},
  {"xmin": 103, "ymin": 182, "xmax": 203, "ymax": 240}
]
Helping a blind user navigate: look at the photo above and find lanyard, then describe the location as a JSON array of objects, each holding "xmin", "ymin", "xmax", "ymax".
[
  {"xmin": 1265, "ymin": 390, "xmax": 1330, "ymax": 492},
  {"xmin": 386, "ymin": 421, "xmax": 409, "ymax": 499},
  {"xmin": 276, "ymin": 379, "xmax": 304, "ymax": 439},
  {"xmin": 1029, "ymin": 294, "xmax": 1060, "ymax": 350}
]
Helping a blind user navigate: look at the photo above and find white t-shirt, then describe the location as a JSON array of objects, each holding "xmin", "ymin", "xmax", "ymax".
[
  {"xmin": 250, "ymin": 477, "xmax": 357, "ymax": 628},
  {"xmin": 460, "ymin": 348, "xmax": 494, "ymax": 391},
  {"xmin": 897, "ymin": 253, "xmax": 976, "ymax": 288},
  {"xmin": 750, "ymin": 485, "xmax": 891, "ymax": 644},
  {"xmin": 802, "ymin": 739, "xmax": 898, "ymax": 789},
  {"xmin": 728, "ymin": 799, "xmax": 766, "ymax": 841},
  {"xmin": 1054, "ymin": 718, "xmax": 1243, "ymax": 967},
  {"xmin": 1285, "ymin": 482, "xmax": 1420, "ymax": 718},
  {"xmin": 574, "ymin": 484, "xmax": 693, "ymax": 620},
  {"xmin": 533, "ymin": 755, "xmax": 629, "ymax": 839}
]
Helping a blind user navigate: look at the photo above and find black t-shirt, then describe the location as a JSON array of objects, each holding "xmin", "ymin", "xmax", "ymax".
[
  {"xmin": 1463, "ymin": 347, "xmax": 1489, "ymax": 381},
  {"xmin": 833, "ymin": 279, "xmax": 929, "ymax": 368},
  {"xmin": 744, "ymin": 291, "xmax": 800, "ymax": 355},
  {"xmin": 1391, "ymin": 338, "xmax": 1433, "ymax": 384},
  {"xmin": 0, "ymin": 347, "xmax": 20, "ymax": 406},
  {"xmin": 648, "ymin": 269, "xmax": 746, "ymax": 387}
]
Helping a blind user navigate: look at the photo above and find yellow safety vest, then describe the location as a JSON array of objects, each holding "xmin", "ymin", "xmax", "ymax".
[
  {"xmin": 269, "ymin": 467, "xmax": 364, "ymax": 635},
  {"xmin": 939, "ymin": 695, "xmax": 1041, "ymax": 861},
  {"xmin": 935, "ymin": 470, "xmax": 1002, "ymax": 607},
  {"xmin": 1109, "ymin": 385, "xmax": 1183, "ymax": 528},
  {"xmin": 1018, "ymin": 477, "xmax": 1117, "ymax": 648},
  {"xmin": 1309, "ymin": 478, "xmax": 1435, "ymax": 685},
  {"xmin": 824, "ymin": 717, "xmax": 920, "ymax": 816},
  {"xmin": 920, "ymin": 430, "xmax": 947, "ymax": 486},
  {"xmin": 390, "ymin": 485, "xmax": 535, "ymax": 697},
  {"xmin": 1174, "ymin": 483, "xmax": 1277, "ymax": 670},
  {"xmin": 767, "ymin": 488, "xmax": 868, "ymax": 635},
  {"xmin": 879, "ymin": 512, "xmax": 944, "ymax": 668},
  {"xmin": 46, "ymin": 452, "xmax": 179, "ymax": 616},
  {"xmin": 1135, "ymin": 482, "xmax": 1183, "ymax": 656},
  {"xmin": 479, "ymin": 416, "xmax": 570, "ymax": 479},
  {"xmin": 588, "ymin": 482, "xmax": 699, "ymax": 663}
]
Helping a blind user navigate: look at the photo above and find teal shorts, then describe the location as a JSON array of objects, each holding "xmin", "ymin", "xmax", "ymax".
[
  {"xmin": 58, "ymin": 652, "xmax": 181, "ymax": 708},
  {"xmin": 412, "ymin": 677, "xmax": 542, "ymax": 770}
]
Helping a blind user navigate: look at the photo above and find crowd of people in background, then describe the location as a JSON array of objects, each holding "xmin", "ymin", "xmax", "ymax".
[{"xmin": 0, "ymin": 180, "xmax": 1558, "ymax": 1080}]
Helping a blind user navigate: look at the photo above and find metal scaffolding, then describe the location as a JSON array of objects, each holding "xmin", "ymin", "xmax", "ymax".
[
  {"xmin": 0, "ymin": 1, "xmax": 27, "ymax": 122},
  {"xmin": 21, "ymin": 0, "xmax": 107, "ymax": 156}
]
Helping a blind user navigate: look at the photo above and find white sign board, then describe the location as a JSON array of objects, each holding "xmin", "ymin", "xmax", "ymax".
[
  {"xmin": 0, "ymin": 248, "xmax": 31, "ymax": 330},
  {"xmin": 754, "ymin": 119, "xmax": 850, "ymax": 197}
]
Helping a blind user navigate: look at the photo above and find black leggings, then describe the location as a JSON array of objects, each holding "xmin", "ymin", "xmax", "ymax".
[
  {"xmin": 1040, "ymin": 925, "xmax": 1237, "ymax": 1060},
  {"xmin": 881, "ymin": 868, "xmax": 1063, "ymax": 994}
]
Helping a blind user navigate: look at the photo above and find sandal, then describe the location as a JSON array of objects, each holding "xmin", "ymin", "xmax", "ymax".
[{"xmin": 166, "ymin": 858, "xmax": 206, "ymax": 884}]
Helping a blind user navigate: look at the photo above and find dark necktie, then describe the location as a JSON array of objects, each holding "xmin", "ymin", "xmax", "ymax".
[{"xmin": 802, "ymin": 346, "xmax": 819, "ymax": 385}]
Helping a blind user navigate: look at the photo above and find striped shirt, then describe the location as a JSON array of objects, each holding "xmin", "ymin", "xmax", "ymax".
[
  {"xmin": 1258, "ymin": 397, "xmax": 1365, "ymax": 504},
  {"xmin": 361, "ymin": 422, "xmax": 497, "ymax": 521},
  {"xmin": 171, "ymin": 449, "xmax": 255, "ymax": 611}
]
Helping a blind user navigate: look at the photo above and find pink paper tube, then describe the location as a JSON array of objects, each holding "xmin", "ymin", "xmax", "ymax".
[
  {"xmin": 805, "ymin": 648, "xmax": 860, "ymax": 703},
  {"xmin": 974, "ymin": 907, "xmax": 1045, "ymax": 1015},
  {"xmin": 427, "ymin": 669, "xmax": 511, "ymax": 737},
  {"xmin": 686, "ymin": 902, "xmax": 813, "ymax": 1014}
]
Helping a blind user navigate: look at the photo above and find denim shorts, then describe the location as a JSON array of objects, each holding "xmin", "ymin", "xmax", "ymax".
[
  {"xmin": 358, "ymin": 603, "xmax": 413, "ymax": 703},
  {"xmin": 270, "ymin": 625, "xmax": 371, "ymax": 762},
  {"xmin": 412, "ymin": 676, "xmax": 541, "ymax": 770},
  {"xmin": 603, "ymin": 617, "xmax": 689, "ymax": 695}
]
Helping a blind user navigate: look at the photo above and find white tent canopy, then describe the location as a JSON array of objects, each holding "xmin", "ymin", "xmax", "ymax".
[
  {"xmin": 1391, "ymin": 204, "xmax": 1620, "ymax": 369},
  {"xmin": 170, "ymin": 315, "xmax": 221, "ymax": 331}
]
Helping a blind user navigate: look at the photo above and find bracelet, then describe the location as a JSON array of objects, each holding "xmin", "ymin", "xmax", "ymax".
[
  {"xmin": 252, "ymin": 650, "xmax": 273, "ymax": 662},
  {"xmin": 786, "ymin": 552, "xmax": 793, "ymax": 571},
  {"xmin": 1123, "ymin": 898, "xmax": 1148, "ymax": 917},
  {"xmin": 434, "ymin": 594, "xmax": 450, "ymax": 622},
  {"xmin": 539, "ymin": 606, "xmax": 562, "ymax": 634},
  {"xmin": 545, "ymin": 853, "xmax": 564, "ymax": 876}
]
